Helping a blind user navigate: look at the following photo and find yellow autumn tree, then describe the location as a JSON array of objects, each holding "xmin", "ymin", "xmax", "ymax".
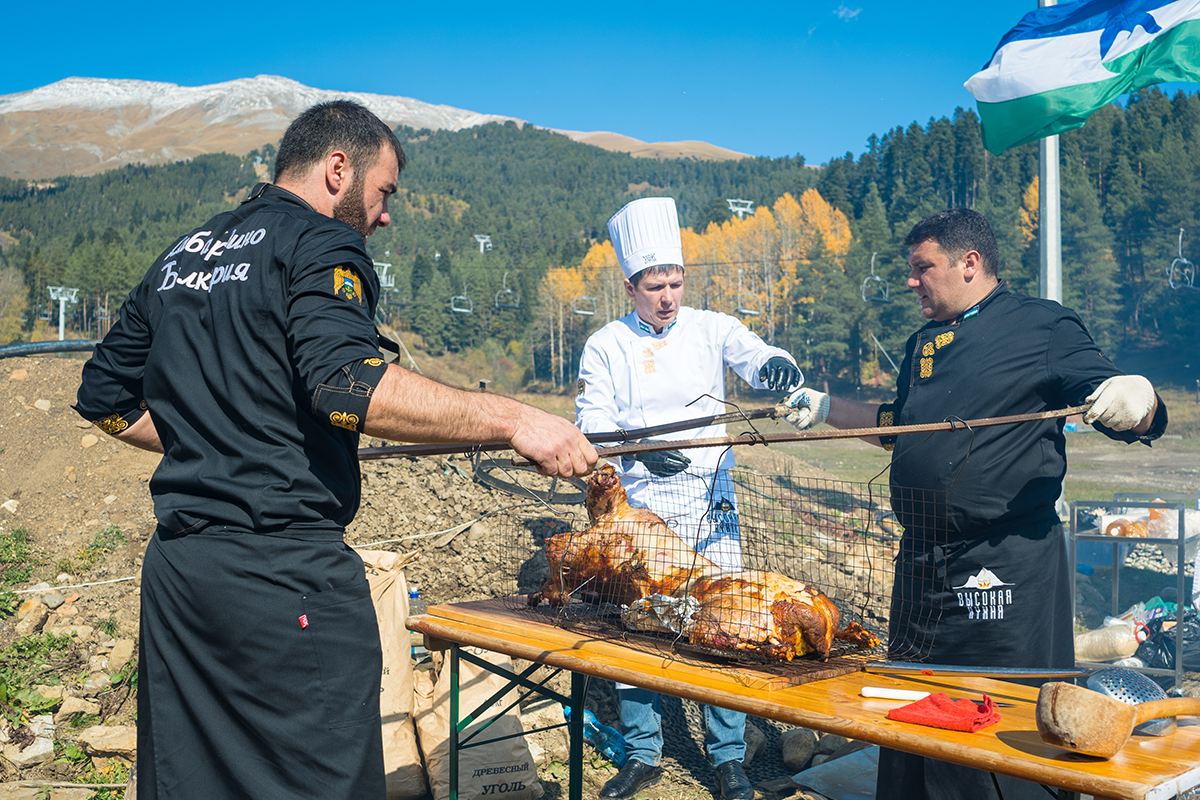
[
  {"xmin": 798, "ymin": 188, "xmax": 853, "ymax": 258},
  {"xmin": 680, "ymin": 226, "xmax": 713, "ymax": 308},
  {"xmin": 0, "ymin": 266, "xmax": 28, "ymax": 344},
  {"xmin": 727, "ymin": 207, "xmax": 779, "ymax": 338},
  {"xmin": 538, "ymin": 266, "xmax": 587, "ymax": 388},
  {"xmin": 694, "ymin": 217, "xmax": 743, "ymax": 321},
  {"xmin": 578, "ymin": 241, "xmax": 629, "ymax": 320},
  {"xmin": 1018, "ymin": 176, "xmax": 1039, "ymax": 249}
]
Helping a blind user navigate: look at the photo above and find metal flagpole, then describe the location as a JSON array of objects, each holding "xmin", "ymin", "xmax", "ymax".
[{"xmin": 1038, "ymin": 0, "xmax": 1063, "ymax": 304}]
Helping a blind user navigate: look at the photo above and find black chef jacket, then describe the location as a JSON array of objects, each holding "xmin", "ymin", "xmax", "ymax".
[
  {"xmin": 877, "ymin": 282, "xmax": 1167, "ymax": 662},
  {"xmin": 881, "ymin": 282, "xmax": 1166, "ymax": 539},
  {"xmin": 74, "ymin": 183, "xmax": 388, "ymax": 537},
  {"xmin": 874, "ymin": 282, "xmax": 1168, "ymax": 800}
]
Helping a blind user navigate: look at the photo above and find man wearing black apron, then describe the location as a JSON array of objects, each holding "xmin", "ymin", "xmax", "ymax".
[
  {"xmin": 781, "ymin": 208, "xmax": 1167, "ymax": 800},
  {"xmin": 75, "ymin": 101, "xmax": 596, "ymax": 799}
]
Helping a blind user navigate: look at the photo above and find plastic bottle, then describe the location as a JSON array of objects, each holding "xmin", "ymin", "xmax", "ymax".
[
  {"xmin": 564, "ymin": 706, "xmax": 628, "ymax": 767},
  {"xmin": 408, "ymin": 585, "xmax": 429, "ymax": 660},
  {"xmin": 408, "ymin": 584, "xmax": 427, "ymax": 617},
  {"xmin": 1074, "ymin": 617, "xmax": 1139, "ymax": 661}
]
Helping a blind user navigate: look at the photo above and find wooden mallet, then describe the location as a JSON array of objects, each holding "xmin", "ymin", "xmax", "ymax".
[{"xmin": 1036, "ymin": 681, "xmax": 1200, "ymax": 758}]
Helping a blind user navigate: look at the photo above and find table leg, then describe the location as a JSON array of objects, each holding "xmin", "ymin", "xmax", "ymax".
[
  {"xmin": 450, "ymin": 643, "xmax": 460, "ymax": 800},
  {"xmin": 569, "ymin": 671, "xmax": 586, "ymax": 800}
]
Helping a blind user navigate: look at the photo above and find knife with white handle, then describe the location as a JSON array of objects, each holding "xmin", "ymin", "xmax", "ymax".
[
  {"xmin": 861, "ymin": 687, "xmax": 932, "ymax": 701},
  {"xmin": 860, "ymin": 687, "xmax": 1015, "ymax": 706}
]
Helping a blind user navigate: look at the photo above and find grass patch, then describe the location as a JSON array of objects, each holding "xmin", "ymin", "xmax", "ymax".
[
  {"xmin": 0, "ymin": 633, "xmax": 74, "ymax": 726},
  {"xmin": 1157, "ymin": 386, "xmax": 1200, "ymax": 438},
  {"xmin": 59, "ymin": 525, "xmax": 127, "ymax": 574},
  {"xmin": 55, "ymin": 741, "xmax": 130, "ymax": 799},
  {"xmin": 0, "ymin": 526, "xmax": 33, "ymax": 616}
]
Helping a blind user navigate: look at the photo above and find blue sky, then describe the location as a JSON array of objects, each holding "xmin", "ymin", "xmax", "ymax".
[{"xmin": 3, "ymin": 1, "xmax": 1195, "ymax": 164}]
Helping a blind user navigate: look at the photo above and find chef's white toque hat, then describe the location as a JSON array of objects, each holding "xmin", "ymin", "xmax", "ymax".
[{"xmin": 607, "ymin": 197, "xmax": 683, "ymax": 280}]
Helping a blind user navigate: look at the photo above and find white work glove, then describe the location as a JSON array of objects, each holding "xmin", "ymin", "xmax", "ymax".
[
  {"xmin": 778, "ymin": 387, "xmax": 830, "ymax": 431},
  {"xmin": 1084, "ymin": 375, "xmax": 1155, "ymax": 432}
]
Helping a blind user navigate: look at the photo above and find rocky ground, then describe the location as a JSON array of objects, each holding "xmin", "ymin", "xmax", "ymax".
[{"xmin": 0, "ymin": 354, "xmax": 1196, "ymax": 800}]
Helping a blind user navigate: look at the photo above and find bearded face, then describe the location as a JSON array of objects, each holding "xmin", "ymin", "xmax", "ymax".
[{"xmin": 332, "ymin": 171, "xmax": 369, "ymax": 238}]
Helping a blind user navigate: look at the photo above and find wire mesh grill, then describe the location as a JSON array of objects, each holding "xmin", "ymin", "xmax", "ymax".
[{"xmin": 492, "ymin": 464, "xmax": 950, "ymax": 678}]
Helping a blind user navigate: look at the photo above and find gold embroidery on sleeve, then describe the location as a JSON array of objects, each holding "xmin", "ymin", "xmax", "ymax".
[
  {"xmin": 330, "ymin": 411, "xmax": 360, "ymax": 431},
  {"xmin": 92, "ymin": 415, "xmax": 129, "ymax": 435}
]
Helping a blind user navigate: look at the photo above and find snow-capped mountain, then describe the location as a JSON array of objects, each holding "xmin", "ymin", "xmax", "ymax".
[
  {"xmin": 0, "ymin": 75, "xmax": 522, "ymax": 180},
  {"xmin": 0, "ymin": 75, "xmax": 519, "ymax": 133},
  {"xmin": 0, "ymin": 75, "xmax": 748, "ymax": 181}
]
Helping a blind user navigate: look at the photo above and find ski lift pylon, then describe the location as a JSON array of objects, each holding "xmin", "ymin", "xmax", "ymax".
[
  {"xmin": 1168, "ymin": 228, "xmax": 1197, "ymax": 290},
  {"xmin": 494, "ymin": 271, "xmax": 520, "ymax": 310},
  {"xmin": 571, "ymin": 296, "xmax": 597, "ymax": 316},
  {"xmin": 861, "ymin": 253, "xmax": 892, "ymax": 303},
  {"xmin": 450, "ymin": 283, "xmax": 473, "ymax": 314}
]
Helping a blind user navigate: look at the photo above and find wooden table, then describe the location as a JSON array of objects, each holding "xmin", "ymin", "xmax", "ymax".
[{"xmin": 408, "ymin": 599, "xmax": 1200, "ymax": 800}]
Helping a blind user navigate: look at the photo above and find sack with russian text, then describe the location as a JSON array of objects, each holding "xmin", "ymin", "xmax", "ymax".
[
  {"xmin": 413, "ymin": 645, "xmax": 543, "ymax": 800},
  {"xmin": 361, "ymin": 549, "xmax": 427, "ymax": 800}
]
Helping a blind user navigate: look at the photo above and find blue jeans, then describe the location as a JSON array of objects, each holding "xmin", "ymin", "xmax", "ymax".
[{"xmin": 617, "ymin": 686, "xmax": 746, "ymax": 768}]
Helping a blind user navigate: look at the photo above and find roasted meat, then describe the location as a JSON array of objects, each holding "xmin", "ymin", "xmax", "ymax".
[
  {"xmin": 686, "ymin": 570, "xmax": 842, "ymax": 660},
  {"xmin": 532, "ymin": 464, "xmax": 723, "ymax": 608},
  {"xmin": 530, "ymin": 464, "xmax": 878, "ymax": 662}
]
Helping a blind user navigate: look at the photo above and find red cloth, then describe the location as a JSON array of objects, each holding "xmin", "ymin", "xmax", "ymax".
[{"xmin": 885, "ymin": 692, "xmax": 1002, "ymax": 732}]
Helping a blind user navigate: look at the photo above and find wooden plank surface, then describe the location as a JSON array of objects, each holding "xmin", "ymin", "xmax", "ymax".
[{"xmin": 409, "ymin": 599, "xmax": 1200, "ymax": 800}]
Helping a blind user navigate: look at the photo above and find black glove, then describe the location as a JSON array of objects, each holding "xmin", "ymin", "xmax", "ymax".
[
  {"xmin": 758, "ymin": 356, "xmax": 802, "ymax": 393},
  {"xmin": 633, "ymin": 440, "xmax": 691, "ymax": 477}
]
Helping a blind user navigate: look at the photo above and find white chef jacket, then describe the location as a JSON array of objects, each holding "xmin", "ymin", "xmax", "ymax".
[{"xmin": 575, "ymin": 306, "xmax": 799, "ymax": 570}]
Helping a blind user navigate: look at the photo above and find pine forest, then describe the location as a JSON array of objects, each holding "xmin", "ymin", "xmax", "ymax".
[{"xmin": 1, "ymin": 86, "xmax": 1197, "ymax": 395}]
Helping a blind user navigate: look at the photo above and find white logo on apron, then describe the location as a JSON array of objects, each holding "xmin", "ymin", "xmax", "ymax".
[{"xmin": 954, "ymin": 568, "xmax": 1015, "ymax": 621}]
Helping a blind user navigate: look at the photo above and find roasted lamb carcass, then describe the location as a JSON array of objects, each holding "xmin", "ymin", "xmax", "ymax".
[
  {"xmin": 685, "ymin": 570, "xmax": 843, "ymax": 661},
  {"xmin": 529, "ymin": 465, "xmax": 881, "ymax": 662},
  {"xmin": 530, "ymin": 464, "xmax": 723, "ymax": 608}
]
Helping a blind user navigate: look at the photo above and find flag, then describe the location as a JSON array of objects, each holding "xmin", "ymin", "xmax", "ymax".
[{"xmin": 965, "ymin": 0, "xmax": 1200, "ymax": 155}]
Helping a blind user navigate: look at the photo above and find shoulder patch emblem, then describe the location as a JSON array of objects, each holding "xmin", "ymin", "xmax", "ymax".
[
  {"xmin": 334, "ymin": 267, "xmax": 364, "ymax": 305},
  {"xmin": 577, "ymin": 379, "xmax": 586, "ymax": 396}
]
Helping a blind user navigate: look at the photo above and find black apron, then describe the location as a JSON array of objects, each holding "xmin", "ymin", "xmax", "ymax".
[
  {"xmin": 137, "ymin": 528, "xmax": 386, "ymax": 800},
  {"xmin": 877, "ymin": 513, "xmax": 1074, "ymax": 800}
]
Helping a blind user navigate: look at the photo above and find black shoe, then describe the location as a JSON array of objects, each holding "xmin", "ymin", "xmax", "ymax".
[
  {"xmin": 715, "ymin": 760, "xmax": 754, "ymax": 800},
  {"xmin": 599, "ymin": 760, "xmax": 663, "ymax": 799}
]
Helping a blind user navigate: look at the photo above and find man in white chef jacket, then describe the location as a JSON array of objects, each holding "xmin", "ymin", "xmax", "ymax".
[{"xmin": 575, "ymin": 196, "xmax": 802, "ymax": 800}]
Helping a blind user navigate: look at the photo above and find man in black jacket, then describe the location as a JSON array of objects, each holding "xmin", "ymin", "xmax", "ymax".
[
  {"xmin": 75, "ymin": 100, "xmax": 596, "ymax": 799},
  {"xmin": 782, "ymin": 208, "xmax": 1166, "ymax": 800}
]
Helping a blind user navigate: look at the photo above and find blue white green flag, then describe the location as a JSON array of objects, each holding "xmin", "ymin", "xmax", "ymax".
[{"xmin": 966, "ymin": 0, "xmax": 1200, "ymax": 155}]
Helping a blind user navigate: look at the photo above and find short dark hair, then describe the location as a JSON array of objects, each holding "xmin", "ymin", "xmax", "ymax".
[
  {"xmin": 903, "ymin": 208, "xmax": 999, "ymax": 278},
  {"xmin": 629, "ymin": 264, "xmax": 684, "ymax": 288},
  {"xmin": 273, "ymin": 100, "xmax": 406, "ymax": 184}
]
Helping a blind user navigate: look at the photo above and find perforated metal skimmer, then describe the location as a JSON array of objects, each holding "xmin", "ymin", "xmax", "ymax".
[{"xmin": 1087, "ymin": 667, "xmax": 1176, "ymax": 736}]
